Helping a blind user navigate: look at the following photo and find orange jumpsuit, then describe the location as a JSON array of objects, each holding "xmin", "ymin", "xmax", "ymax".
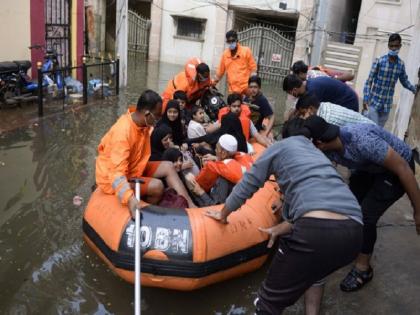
[
  {"xmin": 196, "ymin": 159, "xmax": 247, "ymax": 193},
  {"xmin": 161, "ymin": 57, "xmax": 212, "ymax": 112},
  {"xmin": 216, "ymin": 43, "xmax": 257, "ymax": 95},
  {"xmin": 95, "ymin": 106, "xmax": 153, "ymax": 206}
]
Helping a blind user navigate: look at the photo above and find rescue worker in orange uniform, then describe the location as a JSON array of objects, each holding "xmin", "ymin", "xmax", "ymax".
[
  {"xmin": 161, "ymin": 57, "xmax": 213, "ymax": 112},
  {"xmin": 95, "ymin": 90, "xmax": 196, "ymax": 217},
  {"xmin": 221, "ymin": 93, "xmax": 271, "ymax": 149},
  {"xmin": 214, "ymin": 30, "xmax": 257, "ymax": 95},
  {"xmin": 185, "ymin": 134, "xmax": 252, "ymax": 206}
]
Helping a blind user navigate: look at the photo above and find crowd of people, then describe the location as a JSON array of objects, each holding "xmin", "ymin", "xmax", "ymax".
[{"xmin": 94, "ymin": 30, "xmax": 419, "ymax": 315}]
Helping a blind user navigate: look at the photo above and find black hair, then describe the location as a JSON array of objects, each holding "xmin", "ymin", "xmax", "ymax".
[
  {"xmin": 282, "ymin": 74, "xmax": 303, "ymax": 92},
  {"xmin": 389, "ymin": 33, "xmax": 402, "ymax": 44},
  {"xmin": 248, "ymin": 75, "xmax": 261, "ymax": 87},
  {"xmin": 225, "ymin": 30, "xmax": 238, "ymax": 40},
  {"xmin": 136, "ymin": 89, "xmax": 162, "ymax": 111},
  {"xmin": 196, "ymin": 63, "xmax": 210, "ymax": 76},
  {"xmin": 191, "ymin": 105, "xmax": 204, "ymax": 117},
  {"xmin": 162, "ymin": 147, "xmax": 183, "ymax": 163},
  {"xmin": 312, "ymin": 66, "xmax": 321, "ymax": 71},
  {"xmin": 227, "ymin": 93, "xmax": 242, "ymax": 105},
  {"xmin": 173, "ymin": 90, "xmax": 187, "ymax": 101},
  {"xmin": 295, "ymin": 93, "xmax": 320, "ymax": 110},
  {"xmin": 282, "ymin": 117, "xmax": 310, "ymax": 139},
  {"xmin": 291, "ymin": 60, "xmax": 308, "ymax": 75}
]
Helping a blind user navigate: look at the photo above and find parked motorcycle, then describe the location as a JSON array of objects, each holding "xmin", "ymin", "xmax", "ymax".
[{"xmin": 0, "ymin": 60, "xmax": 38, "ymax": 106}]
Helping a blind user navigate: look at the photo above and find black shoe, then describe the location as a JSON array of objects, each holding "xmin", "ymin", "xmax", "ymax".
[{"xmin": 340, "ymin": 266, "xmax": 373, "ymax": 292}]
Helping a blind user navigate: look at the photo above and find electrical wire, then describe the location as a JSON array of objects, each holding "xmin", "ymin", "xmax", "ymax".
[{"xmin": 150, "ymin": 0, "xmax": 414, "ymax": 40}]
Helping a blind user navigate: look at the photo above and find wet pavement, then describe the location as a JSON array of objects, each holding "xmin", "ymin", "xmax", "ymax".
[{"xmin": 0, "ymin": 58, "xmax": 419, "ymax": 314}]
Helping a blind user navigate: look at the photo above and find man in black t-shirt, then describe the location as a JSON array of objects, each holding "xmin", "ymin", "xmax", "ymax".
[{"xmin": 244, "ymin": 75, "xmax": 274, "ymax": 136}]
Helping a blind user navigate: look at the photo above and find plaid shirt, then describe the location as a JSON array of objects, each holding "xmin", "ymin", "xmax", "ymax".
[
  {"xmin": 363, "ymin": 55, "xmax": 416, "ymax": 113},
  {"xmin": 318, "ymin": 102, "xmax": 374, "ymax": 126}
]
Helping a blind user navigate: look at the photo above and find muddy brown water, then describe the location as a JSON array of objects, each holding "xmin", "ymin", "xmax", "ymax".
[{"xmin": 0, "ymin": 58, "xmax": 288, "ymax": 314}]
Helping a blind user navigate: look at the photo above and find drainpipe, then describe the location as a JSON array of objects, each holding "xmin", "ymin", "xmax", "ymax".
[
  {"xmin": 310, "ymin": 0, "xmax": 327, "ymax": 66},
  {"xmin": 116, "ymin": 0, "xmax": 128, "ymax": 87}
]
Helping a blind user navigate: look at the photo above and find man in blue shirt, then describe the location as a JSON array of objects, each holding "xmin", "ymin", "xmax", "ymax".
[
  {"xmin": 283, "ymin": 74, "xmax": 359, "ymax": 112},
  {"xmin": 300, "ymin": 116, "xmax": 420, "ymax": 293},
  {"xmin": 363, "ymin": 33, "xmax": 417, "ymax": 127},
  {"xmin": 206, "ymin": 133, "xmax": 363, "ymax": 315}
]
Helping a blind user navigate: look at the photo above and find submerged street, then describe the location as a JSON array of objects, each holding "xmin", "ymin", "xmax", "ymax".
[{"xmin": 0, "ymin": 58, "xmax": 419, "ymax": 315}]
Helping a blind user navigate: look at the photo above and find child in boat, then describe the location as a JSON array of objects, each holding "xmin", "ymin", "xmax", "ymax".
[
  {"xmin": 173, "ymin": 90, "xmax": 191, "ymax": 133},
  {"xmin": 185, "ymin": 134, "xmax": 251, "ymax": 206},
  {"xmin": 187, "ymin": 106, "xmax": 207, "ymax": 139}
]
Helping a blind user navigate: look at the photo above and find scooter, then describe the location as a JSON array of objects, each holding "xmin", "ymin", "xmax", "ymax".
[
  {"xmin": 29, "ymin": 45, "xmax": 64, "ymax": 89},
  {"xmin": 0, "ymin": 60, "xmax": 39, "ymax": 106}
]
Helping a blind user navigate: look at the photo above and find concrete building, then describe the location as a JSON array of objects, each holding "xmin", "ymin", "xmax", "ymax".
[
  {"xmin": 0, "ymin": 0, "xmax": 85, "ymax": 79},
  {"xmin": 354, "ymin": 0, "xmax": 419, "ymax": 100},
  {"xmin": 148, "ymin": 0, "xmax": 306, "ymax": 69},
  {"xmin": 0, "ymin": 1, "xmax": 31, "ymax": 62},
  {"xmin": 391, "ymin": 1, "xmax": 420, "ymax": 140}
]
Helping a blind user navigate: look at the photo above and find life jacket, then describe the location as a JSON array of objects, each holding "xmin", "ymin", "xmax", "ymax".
[
  {"xmin": 218, "ymin": 105, "xmax": 252, "ymax": 141},
  {"xmin": 161, "ymin": 57, "xmax": 211, "ymax": 112},
  {"xmin": 195, "ymin": 159, "xmax": 247, "ymax": 192},
  {"xmin": 234, "ymin": 152, "xmax": 254, "ymax": 168}
]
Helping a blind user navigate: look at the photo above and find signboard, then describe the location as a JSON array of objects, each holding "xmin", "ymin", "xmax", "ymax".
[{"xmin": 271, "ymin": 53, "xmax": 282, "ymax": 63}]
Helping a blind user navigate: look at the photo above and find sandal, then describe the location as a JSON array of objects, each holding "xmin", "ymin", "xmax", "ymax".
[{"xmin": 340, "ymin": 266, "xmax": 373, "ymax": 292}]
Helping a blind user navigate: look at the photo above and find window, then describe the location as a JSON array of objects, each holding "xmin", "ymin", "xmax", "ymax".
[
  {"xmin": 173, "ymin": 16, "xmax": 206, "ymax": 41},
  {"xmin": 375, "ymin": 0, "xmax": 401, "ymax": 4}
]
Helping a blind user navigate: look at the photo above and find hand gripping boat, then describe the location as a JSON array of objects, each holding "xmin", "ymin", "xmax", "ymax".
[{"xmin": 82, "ymin": 146, "xmax": 279, "ymax": 291}]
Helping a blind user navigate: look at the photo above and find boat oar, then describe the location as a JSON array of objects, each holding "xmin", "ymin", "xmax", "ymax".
[{"xmin": 132, "ymin": 178, "xmax": 144, "ymax": 315}]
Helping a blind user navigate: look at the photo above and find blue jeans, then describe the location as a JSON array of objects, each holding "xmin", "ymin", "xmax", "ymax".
[{"xmin": 366, "ymin": 106, "xmax": 389, "ymax": 127}]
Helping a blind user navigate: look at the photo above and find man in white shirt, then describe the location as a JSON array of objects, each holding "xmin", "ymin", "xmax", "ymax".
[{"xmin": 295, "ymin": 93, "xmax": 374, "ymax": 127}]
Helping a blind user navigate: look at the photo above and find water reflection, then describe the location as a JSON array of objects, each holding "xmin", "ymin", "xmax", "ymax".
[{"xmin": 0, "ymin": 57, "xmax": 287, "ymax": 315}]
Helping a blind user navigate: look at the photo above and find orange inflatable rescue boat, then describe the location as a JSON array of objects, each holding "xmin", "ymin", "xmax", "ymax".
[{"xmin": 82, "ymin": 145, "xmax": 279, "ymax": 291}]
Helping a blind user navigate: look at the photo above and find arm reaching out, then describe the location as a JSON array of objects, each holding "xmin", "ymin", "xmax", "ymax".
[{"xmin": 383, "ymin": 147, "xmax": 420, "ymax": 234}]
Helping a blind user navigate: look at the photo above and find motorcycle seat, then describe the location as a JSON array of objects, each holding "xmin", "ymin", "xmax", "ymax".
[
  {"xmin": 13, "ymin": 60, "xmax": 32, "ymax": 72},
  {"xmin": 0, "ymin": 61, "xmax": 19, "ymax": 74}
]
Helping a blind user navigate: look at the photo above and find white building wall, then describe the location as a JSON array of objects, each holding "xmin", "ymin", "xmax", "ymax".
[
  {"xmin": 392, "ymin": 2, "xmax": 420, "ymax": 139},
  {"xmin": 229, "ymin": 0, "xmax": 300, "ymax": 12},
  {"xmin": 354, "ymin": 0, "xmax": 419, "ymax": 99},
  {"xmin": 159, "ymin": 0, "xmax": 228, "ymax": 69},
  {"xmin": 0, "ymin": 0, "xmax": 30, "ymax": 61}
]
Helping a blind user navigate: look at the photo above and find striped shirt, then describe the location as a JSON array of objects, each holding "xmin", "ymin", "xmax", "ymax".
[
  {"xmin": 318, "ymin": 102, "xmax": 374, "ymax": 127},
  {"xmin": 363, "ymin": 54, "xmax": 416, "ymax": 113}
]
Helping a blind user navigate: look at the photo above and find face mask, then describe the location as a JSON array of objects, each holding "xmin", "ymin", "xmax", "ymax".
[
  {"xmin": 388, "ymin": 49, "xmax": 399, "ymax": 56},
  {"xmin": 228, "ymin": 42, "xmax": 237, "ymax": 50}
]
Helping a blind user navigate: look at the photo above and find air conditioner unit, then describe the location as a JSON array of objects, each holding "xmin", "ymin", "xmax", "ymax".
[{"xmin": 279, "ymin": 1, "xmax": 287, "ymax": 10}]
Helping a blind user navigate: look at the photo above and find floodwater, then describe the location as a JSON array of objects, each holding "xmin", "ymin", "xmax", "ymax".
[{"xmin": 0, "ymin": 57, "xmax": 288, "ymax": 315}]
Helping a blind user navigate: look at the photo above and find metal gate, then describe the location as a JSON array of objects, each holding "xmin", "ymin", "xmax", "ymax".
[
  {"xmin": 45, "ymin": 0, "xmax": 71, "ymax": 67},
  {"xmin": 128, "ymin": 10, "xmax": 151, "ymax": 56},
  {"xmin": 238, "ymin": 24, "xmax": 295, "ymax": 83}
]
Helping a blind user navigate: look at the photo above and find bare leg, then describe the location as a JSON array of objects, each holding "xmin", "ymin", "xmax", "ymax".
[
  {"xmin": 144, "ymin": 179, "xmax": 164, "ymax": 205},
  {"xmin": 153, "ymin": 161, "xmax": 197, "ymax": 208},
  {"xmin": 304, "ymin": 284, "xmax": 324, "ymax": 315},
  {"xmin": 130, "ymin": 179, "xmax": 164, "ymax": 205},
  {"xmin": 354, "ymin": 253, "xmax": 372, "ymax": 271}
]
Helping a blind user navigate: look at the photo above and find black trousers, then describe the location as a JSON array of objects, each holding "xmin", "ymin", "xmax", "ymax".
[
  {"xmin": 349, "ymin": 158, "xmax": 414, "ymax": 254},
  {"xmin": 256, "ymin": 218, "xmax": 363, "ymax": 315}
]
